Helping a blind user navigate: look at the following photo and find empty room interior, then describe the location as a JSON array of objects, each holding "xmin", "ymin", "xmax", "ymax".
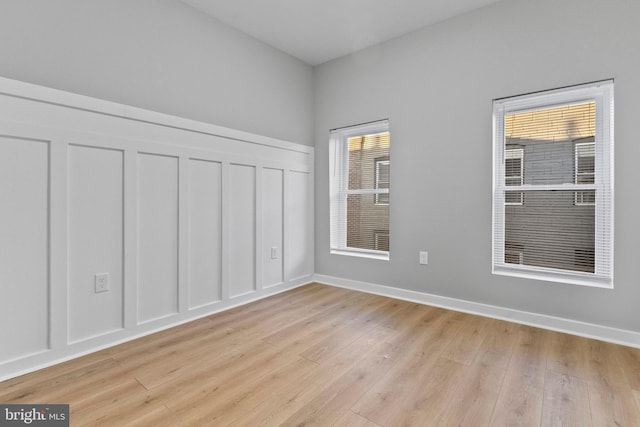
[{"xmin": 2, "ymin": 0, "xmax": 640, "ymax": 425}]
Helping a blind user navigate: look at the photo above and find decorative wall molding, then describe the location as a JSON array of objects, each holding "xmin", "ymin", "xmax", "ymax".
[{"xmin": 0, "ymin": 76, "xmax": 314, "ymax": 381}]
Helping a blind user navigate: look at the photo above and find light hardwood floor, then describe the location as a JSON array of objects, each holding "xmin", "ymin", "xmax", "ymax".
[{"xmin": 2, "ymin": 283, "xmax": 640, "ymax": 426}]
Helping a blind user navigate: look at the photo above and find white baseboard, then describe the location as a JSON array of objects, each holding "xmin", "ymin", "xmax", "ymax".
[{"xmin": 313, "ymin": 274, "xmax": 640, "ymax": 349}]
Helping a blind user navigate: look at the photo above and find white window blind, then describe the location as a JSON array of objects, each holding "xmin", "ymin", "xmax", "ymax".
[
  {"xmin": 330, "ymin": 120, "xmax": 390, "ymax": 259},
  {"xmin": 492, "ymin": 81, "xmax": 613, "ymax": 287}
]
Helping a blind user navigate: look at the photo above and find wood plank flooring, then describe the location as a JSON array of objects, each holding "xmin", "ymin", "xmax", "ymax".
[{"xmin": 2, "ymin": 283, "xmax": 640, "ymax": 426}]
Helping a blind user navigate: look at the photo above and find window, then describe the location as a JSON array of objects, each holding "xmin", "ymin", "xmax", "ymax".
[
  {"xmin": 575, "ymin": 141, "xmax": 596, "ymax": 205},
  {"xmin": 505, "ymin": 148, "xmax": 524, "ymax": 205},
  {"xmin": 493, "ymin": 81, "xmax": 613, "ymax": 288},
  {"xmin": 374, "ymin": 157, "xmax": 390, "ymax": 205},
  {"xmin": 505, "ymin": 243, "xmax": 524, "ymax": 265},
  {"xmin": 330, "ymin": 120, "xmax": 390, "ymax": 259},
  {"xmin": 374, "ymin": 230, "xmax": 390, "ymax": 251},
  {"xmin": 574, "ymin": 248, "xmax": 595, "ymax": 273}
]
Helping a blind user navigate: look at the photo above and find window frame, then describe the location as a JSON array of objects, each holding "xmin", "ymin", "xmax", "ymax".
[
  {"xmin": 329, "ymin": 120, "xmax": 390, "ymax": 260},
  {"xmin": 492, "ymin": 81, "xmax": 614, "ymax": 288}
]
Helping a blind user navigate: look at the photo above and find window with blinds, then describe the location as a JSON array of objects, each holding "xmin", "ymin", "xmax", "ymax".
[
  {"xmin": 492, "ymin": 81, "xmax": 613, "ymax": 287},
  {"xmin": 330, "ymin": 120, "xmax": 390, "ymax": 259}
]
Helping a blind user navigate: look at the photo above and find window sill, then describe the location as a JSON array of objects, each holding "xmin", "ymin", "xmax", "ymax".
[
  {"xmin": 330, "ymin": 249, "xmax": 389, "ymax": 261},
  {"xmin": 493, "ymin": 265, "xmax": 612, "ymax": 289}
]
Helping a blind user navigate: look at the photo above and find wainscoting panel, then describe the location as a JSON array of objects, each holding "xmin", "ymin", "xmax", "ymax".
[
  {"xmin": 0, "ymin": 135, "xmax": 50, "ymax": 362},
  {"xmin": 228, "ymin": 164, "xmax": 257, "ymax": 299},
  {"xmin": 287, "ymin": 170, "xmax": 313, "ymax": 281},
  {"xmin": 137, "ymin": 153, "xmax": 180, "ymax": 324},
  {"xmin": 0, "ymin": 76, "xmax": 314, "ymax": 380},
  {"xmin": 187, "ymin": 159, "xmax": 223, "ymax": 310},
  {"xmin": 262, "ymin": 168, "xmax": 284, "ymax": 288},
  {"xmin": 68, "ymin": 144, "xmax": 124, "ymax": 343}
]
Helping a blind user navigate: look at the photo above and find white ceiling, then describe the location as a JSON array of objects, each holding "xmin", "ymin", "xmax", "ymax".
[{"xmin": 181, "ymin": 0, "xmax": 503, "ymax": 65}]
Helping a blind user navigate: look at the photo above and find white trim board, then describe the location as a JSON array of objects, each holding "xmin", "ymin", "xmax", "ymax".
[{"xmin": 313, "ymin": 274, "xmax": 640, "ymax": 349}]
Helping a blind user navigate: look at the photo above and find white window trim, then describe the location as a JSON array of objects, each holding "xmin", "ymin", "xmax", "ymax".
[
  {"xmin": 492, "ymin": 80, "xmax": 614, "ymax": 288},
  {"xmin": 329, "ymin": 120, "xmax": 390, "ymax": 260}
]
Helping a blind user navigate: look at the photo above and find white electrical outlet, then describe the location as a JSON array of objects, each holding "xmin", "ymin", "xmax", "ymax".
[
  {"xmin": 419, "ymin": 251, "xmax": 428, "ymax": 265},
  {"xmin": 95, "ymin": 273, "xmax": 110, "ymax": 293}
]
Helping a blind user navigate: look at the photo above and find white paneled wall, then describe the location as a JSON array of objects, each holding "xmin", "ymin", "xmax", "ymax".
[
  {"xmin": 138, "ymin": 153, "xmax": 180, "ymax": 324},
  {"xmin": 0, "ymin": 136, "xmax": 50, "ymax": 362},
  {"xmin": 187, "ymin": 159, "xmax": 223, "ymax": 309},
  {"xmin": 288, "ymin": 170, "xmax": 313, "ymax": 280},
  {"xmin": 0, "ymin": 77, "xmax": 314, "ymax": 380},
  {"xmin": 228, "ymin": 164, "xmax": 257, "ymax": 298},
  {"xmin": 263, "ymin": 168, "xmax": 284, "ymax": 287},
  {"xmin": 68, "ymin": 145, "xmax": 124, "ymax": 342}
]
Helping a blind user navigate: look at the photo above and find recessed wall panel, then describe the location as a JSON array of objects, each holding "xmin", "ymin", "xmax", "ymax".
[
  {"xmin": 263, "ymin": 168, "xmax": 284, "ymax": 287},
  {"xmin": 229, "ymin": 164, "xmax": 256, "ymax": 297},
  {"xmin": 188, "ymin": 159, "xmax": 222, "ymax": 308},
  {"xmin": 288, "ymin": 171, "xmax": 311, "ymax": 280},
  {"xmin": 68, "ymin": 145, "xmax": 124, "ymax": 342},
  {"xmin": 138, "ymin": 153, "xmax": 179, "ymax": 322},
  {"xmin": 0, "ymin": 136, "xmax": 49, "ymax": 362}
]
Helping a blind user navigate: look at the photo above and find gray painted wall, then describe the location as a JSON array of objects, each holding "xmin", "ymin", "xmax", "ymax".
[
  {"xmin": 0, "ymin": 0, "xmax": 314, "ymax": 145},
  {"xmin": 314, "ymin": 0, "xmax": 640, "ymax": 332}
]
